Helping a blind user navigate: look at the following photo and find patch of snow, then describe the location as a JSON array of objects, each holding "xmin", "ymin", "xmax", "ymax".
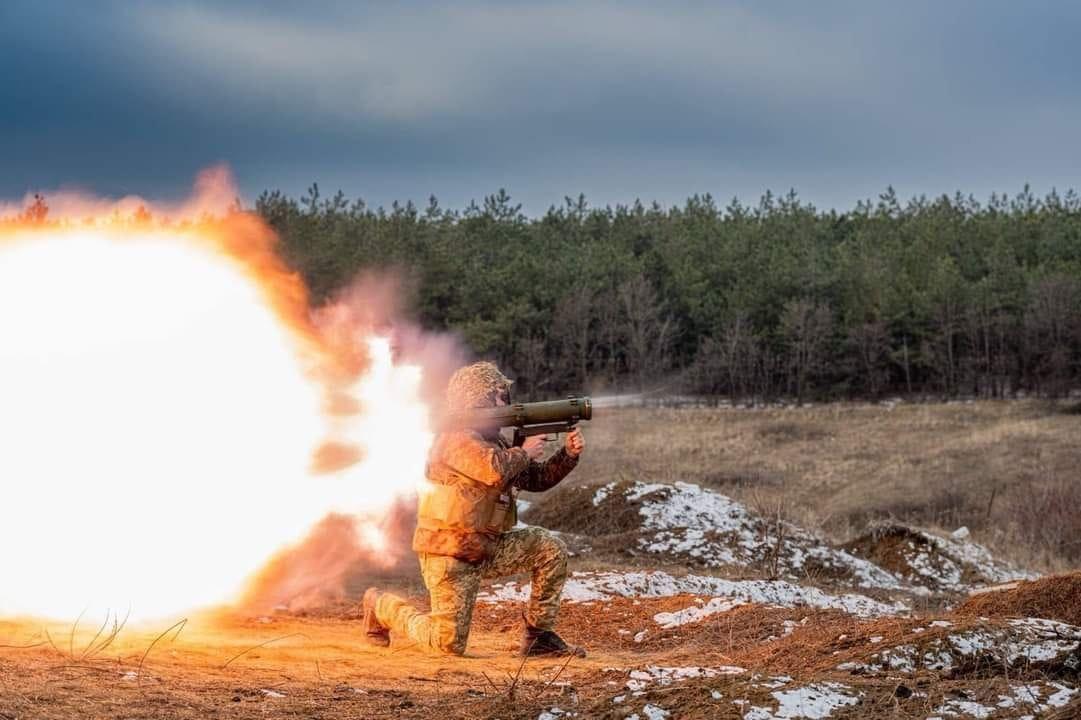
[
  {"xmin": 624, "ymin": 482, "xmax": 905, "ymax": 592},
  {"xmin": 711, "ymin": 690, "xmax": 724, "ymax": 699},
  {"xmin": 480, "ymin": 570, "xmax": 907, "ymax": 617},
  {"xmin": 758, "ymin": 676, "xmax": 792, "ymax": 689},
  {"xmin": 261, "ymin": 689, "xmax": 286, "ymax": 698},
  {"xmin": 653, "ymin": 597, "xmax": 744, "ymax": 628},
  {"xmin": 772, "ymin": 683, "xmax": 859, "ymax": 718},
  {"xmin": 838, "ymin": 619, "xmax": 1081, "ymax": 676},
  {"xmin": 888, "ymin": 529, "xmax": 1036, "ymax": 592},
  {"xmin": 737, "ymin": 683, "xmax": 859, "ymax": 719},
  {"xmin": 835, "ymin": 662, "xmax": 868, "ymax": 672},
  {"xmin": 742, "ymin": 707, "xmax": 775, "ymax": 720},
  {"xmin": 991, "ymin": 681, "xmax": 1080, "ymax": 713},
  {"xmin": 930, "ymin": 620, "xmax": 953, "ymax": 628},
  {"xmin": 592, "ymin": 482, "xmax": 616, "ymax": 506},
  {"xmin": 633, "ymin": 630, "xmax": 647, "ymax": 643},
  {"xmin": 951, "ymin": 526, "xmax": 970, "ymax": 541},
  {"xmin": 626, "ymin": 665, "xmax": 745, "ymax": 691},
  {"xmin": 930, "ymin": 699, "xmax": 997, "ymax": 718},
  {"xmin": 641, "ymin": 705, "xmax": 669, "ymax": 720},
  {"xmin": 1046, "ymin": 683, "xmax": 1079, "ymax": 707},
  {"xmin": 782, "ymin": 619, "xmax": 806, "ymax": 636}
]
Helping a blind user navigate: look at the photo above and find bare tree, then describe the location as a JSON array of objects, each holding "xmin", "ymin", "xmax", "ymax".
[
  {"xmin": 1024, "ymin": 275, "xmax": 1081, "ymax": 396},
  {"xmin": 550, "ymin": 286, "xmax": 595, "ymax": 388},
  {"xmin": 692, "ymin": 311, "xmax": 759, "ymax": 400},
  {"xmin": 847, "ymin": 320, "xmax": 889, "ymax": 397},
  {"xmin": 511, "ymin": 333, "xmax": 549, "ymax": 400},
  {"xmin": 618, "ymin": 274, "xmax": 674, "ymax": 390},
  {"xmin": 780, "ymin": 299, "xmax": 834, "ymax": 401}
]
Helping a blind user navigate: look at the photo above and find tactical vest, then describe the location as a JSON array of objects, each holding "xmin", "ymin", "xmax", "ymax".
[{"xmin": 417, "ymin": 460, "xmax": 518, "ymax": 537}]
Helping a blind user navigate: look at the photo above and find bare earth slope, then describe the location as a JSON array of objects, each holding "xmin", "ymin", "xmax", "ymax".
[
  {"xmin": 2, "ymin": 402, "xmax": 1079, "ymax": 719},
  {"xmin": 3, "ymin": 477, "xmax": 1079, "ymax": 719}
]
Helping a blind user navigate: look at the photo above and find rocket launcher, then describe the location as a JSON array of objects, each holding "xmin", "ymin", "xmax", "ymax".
[{"xmin": 443, "ymin": 396, "xmax": 592, "ymax": 447}]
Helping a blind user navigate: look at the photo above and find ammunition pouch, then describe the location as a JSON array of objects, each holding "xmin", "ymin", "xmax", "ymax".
[{"xmin": 417, "ymin": 462, "xmax": 516, "ymax": 537}]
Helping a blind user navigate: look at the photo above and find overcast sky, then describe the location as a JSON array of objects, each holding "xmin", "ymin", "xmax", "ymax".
[{"xmin": 2, "ymin": 1, "xmax": 1079, "ymax": 213}]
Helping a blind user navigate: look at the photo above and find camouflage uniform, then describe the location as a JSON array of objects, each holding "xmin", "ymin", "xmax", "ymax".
[
  {"xmin": 375, "ymin": 527, "xmax": 568, "ymax": 654},
  {"xmin": 374, "ymin": 362, "xmax": 579, "ymax": 655}
]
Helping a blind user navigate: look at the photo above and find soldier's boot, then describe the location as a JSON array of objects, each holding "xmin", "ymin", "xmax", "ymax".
[
  {"xmin": 361, "ymin": 587, "xmax": 390, "ymax": 647},
  {"xmin": 520, "ymin": 624, "xmax": 586, "ymax": 658}
]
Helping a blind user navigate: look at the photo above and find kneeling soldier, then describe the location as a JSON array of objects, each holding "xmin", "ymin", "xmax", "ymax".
[{"xmin": 363, "ymin": 361, "xmax": 585, "ymax": 657}]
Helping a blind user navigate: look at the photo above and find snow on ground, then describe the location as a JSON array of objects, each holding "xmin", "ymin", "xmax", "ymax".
[
  {"xmin": 591, "ymin": 482, "xmax": 615, "ymax": 506},
  {"xmin": 478, "ymin": 570, "xmax": 907, "ymax": 617},
  {"xmin": 536, "ymin": 709, "xmax": 576, "ymax": 720},
  {"xmin": 624, "ymin": 664, "xmax": 745, "ymax": 692},
  {"xmin": 927, "ymin": 681, "xmax": 1078, "ymax": 718},
  {"xmin": 770, "ymin": 682, "xmax": 860, "ymax": 719},
  {"xmin": 581, "ymin": 481, "xmax": 1036, "ymax": 597},
  {"xmin": 616, "ymin": 481, "xmax": 906, "ymax": 591},
  {"xmin": 737, "ymin": 682, "xmax": 860, "ymax": 720},
  {"xmin": 875, "ymin": 526, "xmax": 1036, "ymax": 592},
  {"xmin": 625, "ymin": 705, "xmax": 669, "ymax": 720},
  {"xmin": 653, "ymin": 597, "xmax": 744, "ymax": 628},
  {"xmin": 837, "ymin": 617, "xmax": 1081, "ymax": 675}
]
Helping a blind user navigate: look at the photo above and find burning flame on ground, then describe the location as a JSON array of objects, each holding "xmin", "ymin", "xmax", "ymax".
[{"xmin": 0, "ymin": 176, "xmax": 433, "ymax": 622}]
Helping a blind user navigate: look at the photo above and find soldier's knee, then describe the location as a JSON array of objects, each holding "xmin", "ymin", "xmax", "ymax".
[
  {"xmin": 538, "ymin": 531, "xmax": 568, "ymax": 568},
  {"xmin": 431, "ymin": 617, "xmax": 468, "ymax": 656}
]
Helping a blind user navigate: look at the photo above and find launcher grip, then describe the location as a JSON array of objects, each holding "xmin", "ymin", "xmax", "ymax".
[{"xmin": 512, "ymin": 421, "xmax": 578, "ymax": 448}]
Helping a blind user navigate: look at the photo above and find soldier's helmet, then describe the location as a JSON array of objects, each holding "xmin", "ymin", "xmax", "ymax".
[{"xmin": 446, "ymin": 361, "xmax": 513, "ymax": 410}]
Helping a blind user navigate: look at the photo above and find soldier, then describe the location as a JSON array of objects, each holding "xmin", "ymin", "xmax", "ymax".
[{"xmin": 362, "ymin": 361, "xmax": 586, "ymax": 657}]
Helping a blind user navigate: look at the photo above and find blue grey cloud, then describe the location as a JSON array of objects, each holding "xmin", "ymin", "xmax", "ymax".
[{"xmin": 2, "ymin": 1, "xmax": 1079, "ymax": 212}]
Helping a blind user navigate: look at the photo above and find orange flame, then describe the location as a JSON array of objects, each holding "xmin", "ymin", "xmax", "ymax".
[{"xmin": 0, "ymin": 170, "xmax": 433, "ymax": 621}]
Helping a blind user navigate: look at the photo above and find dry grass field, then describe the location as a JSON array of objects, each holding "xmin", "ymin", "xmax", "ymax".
[{"xmin": 561, "ymin": 398, "xmax": 1081, "ymax": 572}]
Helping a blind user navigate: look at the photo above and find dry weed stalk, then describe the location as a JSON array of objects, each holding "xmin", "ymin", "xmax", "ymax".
[
  {"xmin": 137, "ymin": 617, "xmax": 187, "ymax": 678},
  {"xmin": 221, "ymin": 631, "xmax": 309, "ymax": 669}
]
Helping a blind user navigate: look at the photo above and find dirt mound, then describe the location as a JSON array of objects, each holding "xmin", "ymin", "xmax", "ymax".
[
  {"xmin": 957, "ymin": 572, "xmax": 1081, "ymax": 626},
  {"xmin": 527, "ymin": 480, "xmax": 907, "ymax": 594},
  {"xmin": 843, "ymin": 523, "xmax": 1034, "ymax": 593}
]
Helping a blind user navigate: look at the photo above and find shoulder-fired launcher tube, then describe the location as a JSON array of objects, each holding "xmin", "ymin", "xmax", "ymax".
[{"xmin": 444, "ymin": 396, "xmax": 592, "ymax": 433}]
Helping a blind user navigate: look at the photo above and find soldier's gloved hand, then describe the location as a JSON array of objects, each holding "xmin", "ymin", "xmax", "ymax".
[
  {"xmin": 565, "ymin": 428, "xmax": 585, "ymax": 458},
  {"xmin": 522, "ymin": 435, "xmax": 546, "ymax": 461}
]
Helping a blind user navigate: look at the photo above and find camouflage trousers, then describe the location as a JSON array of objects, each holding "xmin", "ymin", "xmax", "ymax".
[{"xmin": 374, "ymin": 526, "xmax": 568, "ymax": 655}]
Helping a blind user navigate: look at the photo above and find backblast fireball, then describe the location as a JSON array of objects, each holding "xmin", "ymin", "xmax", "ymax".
[{"xmin": 0, "ymin": 189, "xmax": 432, "ymax": 622}]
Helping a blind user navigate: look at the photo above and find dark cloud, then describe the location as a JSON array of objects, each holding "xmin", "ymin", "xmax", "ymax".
[{"xmin": 2, "ymin": 1, "xmax": 1079, "ymax": 212}]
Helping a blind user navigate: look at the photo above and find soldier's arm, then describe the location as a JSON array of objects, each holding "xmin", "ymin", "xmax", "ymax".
[
  {"xmin": 435, "ymin": 430, "xmax": 530, "ymax": 487},
  {"xmin": 513, "ymin": 447, "xmax": 579, "ymax": 492}
]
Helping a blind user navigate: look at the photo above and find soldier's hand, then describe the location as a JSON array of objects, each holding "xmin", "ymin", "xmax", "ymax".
[
  {"xmin": 522, "ymin": 435, "xmax": 546, "ymax": 461},
  {"xmin": 565, "ymin": 428, "xmax": 585, "ymax": 457}
]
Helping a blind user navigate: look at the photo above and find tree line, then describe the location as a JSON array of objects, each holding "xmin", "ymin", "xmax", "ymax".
[{"xmin": 256, "ymin": 184, "xmax": 1081, "ymax": 400}]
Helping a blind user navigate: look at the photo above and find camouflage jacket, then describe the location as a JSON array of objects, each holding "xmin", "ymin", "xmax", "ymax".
[{"xmin": 413, "ymin": 429, "xmax": 578, "ymax": 563}]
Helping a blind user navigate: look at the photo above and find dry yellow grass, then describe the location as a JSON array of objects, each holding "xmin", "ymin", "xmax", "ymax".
[{"xmin": 559, "ymin": 399, "xmax": 1081, "ymax": 572}]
